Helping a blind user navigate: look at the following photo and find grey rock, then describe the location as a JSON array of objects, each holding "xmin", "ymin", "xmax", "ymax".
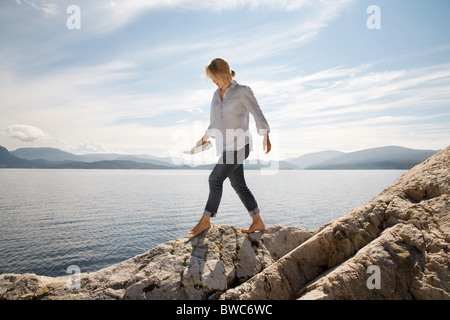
[
  {"xmin": 221, "ymin": 145, "xmax": 450, "ymax": 300},
  {"xmin": 0, "ymin": 225, "xmax": 313, "ymax": 300}
]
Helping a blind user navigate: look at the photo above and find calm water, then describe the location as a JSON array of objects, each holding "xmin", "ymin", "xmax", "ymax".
[{"xmin": 0, "ymin": 169, "xmax": 404, "ymax": 277}]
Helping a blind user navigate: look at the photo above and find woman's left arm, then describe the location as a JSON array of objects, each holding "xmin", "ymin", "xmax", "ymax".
[{"xmin": 241, "ymin": 86, "xmax": 271, "ymax": 154}]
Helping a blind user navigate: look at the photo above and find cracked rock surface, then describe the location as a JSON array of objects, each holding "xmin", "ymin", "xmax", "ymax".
[
  {"xmin": 0, "ymin": 225, "xmax": 313, "ymax": 299},
  {"xmin": 221, "ymin": 145, "xmax": 449, "ymax": 300},
  {"xmin": 1, "ymin": 145, "xmax": 449, "ymax": 300}
]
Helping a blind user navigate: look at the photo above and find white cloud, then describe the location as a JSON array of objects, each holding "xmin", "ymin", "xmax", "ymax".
[
  {"xmin": 45, "ymin": 0, "xmax": 355, "ymax": 35},
  {"xmin": 250, "ymin": 63, "xmax": 450, "ymax": 123},
  {"xmin": 111, "ymin": 0, "xmax": 356, "ymax": 85},
  {"xmin": 0, "ymin": 55, "xmax": 213, "ymax": 154},
  {"xmin": 101, "ymin": 0, "xmax": 351, "ymax": 14},
  {"xmin": 74, "ymin": 140, "xmax": 110, "ymax": 154},
  {"xmin": 3, "ymin": 0, "xmax": 448, "ymax": 158},
  {"xmin": 2, "ymin": 57, "xmax": 449, "ymax": 157},
  {"xmin": 242, "ymin": 61, "xmax": 450, "ymax": 156},
  {"xmin": 3, "ymin": 124, "xmax": 49, "ymax": 142},
  {"xmin": 41, "ymin": 2, "xmax": 59, "ymax": 18}
]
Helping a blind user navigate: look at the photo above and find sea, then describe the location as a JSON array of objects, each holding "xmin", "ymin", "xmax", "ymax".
[{"xmin": 0, "ymin": 169, "xmax": 405, "ymax": 277}]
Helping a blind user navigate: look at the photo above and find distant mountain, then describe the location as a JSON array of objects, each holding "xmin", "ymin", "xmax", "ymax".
[
  {"xmin": 1, "ymin": 146, "xmax": 185, "ymax": 169},
  {"xmin": 1, "ymin": 145, "xmax": 298, "ymax": 170},
  {"xmin": 11, "ymin": 147, "xmax": 175, "ymax": 166},
  {"xmin": 52, "ymin": 160, "xmax": 179, "ymax": 170},
  {"xmin": 2, "ymin": 145, "xmax": 440, "ymax": 170},
  {"xmin": 284, "ymin": 150, "xmax": 344, "ymax": 169},
  {"xmin": 0, "ymin": 145, "xmax": 29, "ymax": 167},
  {"xmin": 301, "ymin": 146, "xmax": 439, "ymax": 170},
  {"xmin": 113, "ymin": 155, "xmax": 177, "ymax": 167},
  {"xmin": 0, "ymin": 146, "xmax": 55, "ymax": 168}
]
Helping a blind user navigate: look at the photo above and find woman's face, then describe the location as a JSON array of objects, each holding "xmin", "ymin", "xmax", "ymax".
[{"xmin": 212, "ymin": 73, "xmax": 231, "ymax": 89}]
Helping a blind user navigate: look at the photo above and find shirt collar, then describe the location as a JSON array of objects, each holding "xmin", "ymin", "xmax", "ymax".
[{"xmin": 215, "ymin": 80, "xmax": 237, "ymax": 95}]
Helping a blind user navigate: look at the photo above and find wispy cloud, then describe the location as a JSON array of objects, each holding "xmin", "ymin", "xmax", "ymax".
[
  {"xmin": 2, "ymin": 0, "xmax": 449, "ymax": 157},
  {"xmin": 0, "ymin": 55, "xmax": 212, "ymax": 147},
  {"xmin": 94, "ymin": 0, "xmax": 346, "ymax": 32},
  {"xmin": 247, "ymin": 61, "xmax": 450, "ymax": 154},
  {"xmin": 13, "ymin": 0, "xmax": 354, "ymax": 38},
  {"xmin": 2, "ymin": 49, "xmax": 448, "ymax": 156},
  {"xmin": 110, "ymin": 0, "xmax": 357, "ymax": 81},
  {"xmin": 251, "ymin": 62, "xmax": 450, "ymax": 123},
  {"xmin": 14, "ymin": 0, "xmax": 60, "ymax": 18}
]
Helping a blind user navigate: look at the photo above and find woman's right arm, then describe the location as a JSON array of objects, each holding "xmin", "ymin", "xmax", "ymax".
[{"xmin": 198, "ymin": 95, "xmax": 217, "ymax": 146}]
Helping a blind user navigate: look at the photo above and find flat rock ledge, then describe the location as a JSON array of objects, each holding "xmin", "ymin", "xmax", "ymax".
[{"xmin": 1, "ymin": 146, "xmax": 449, "ymax": 300}]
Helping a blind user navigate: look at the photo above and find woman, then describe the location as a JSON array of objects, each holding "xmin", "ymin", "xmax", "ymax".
[{"xmin": 188, "ymin": 58, "xmax": 271, "ymax": 236}]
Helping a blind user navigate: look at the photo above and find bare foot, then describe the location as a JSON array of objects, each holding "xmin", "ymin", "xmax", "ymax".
[
  {"xmin": 242, "ymin": 214, "xmax": 266, "ymax": 234},
  {"xmin": 188, "ymin": 216, "xmax": 211, "ymax": 236}
]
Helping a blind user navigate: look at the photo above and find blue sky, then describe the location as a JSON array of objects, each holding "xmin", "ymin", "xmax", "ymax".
[{"xmin": 1, "ymin": 0, "xmax": 449, "ymax": 162}]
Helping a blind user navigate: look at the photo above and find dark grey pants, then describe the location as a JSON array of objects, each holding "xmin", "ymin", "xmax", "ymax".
[{"xmin": 203, "ymin": 144, "xmax": 260, "ymax": 217}]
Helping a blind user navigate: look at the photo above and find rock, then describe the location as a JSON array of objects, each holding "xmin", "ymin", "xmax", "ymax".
[
  {"xmin": 1, "ymin": 145, "xmax": 448, "ymax": 300},
  {"xmin": 220, "ymin": 145, "xmax": 449, "ymax": 300},
  {"xmin": 299, "ymin": 196, "xmax": 449, "ymax": 300},
  {"xmin": 0, "ymin": 225, "xmax": 313, "ymax": 300}
]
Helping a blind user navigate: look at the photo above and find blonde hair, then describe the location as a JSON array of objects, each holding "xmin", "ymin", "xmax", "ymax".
[{"xmin": 205, "ymin": 58, "xmax": 235, "ymax": 86}]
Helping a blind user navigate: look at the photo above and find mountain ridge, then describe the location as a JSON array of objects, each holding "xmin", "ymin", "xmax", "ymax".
[
  {"xmin": 2, "ymin": 145, "xmax": 297, "ymax": 170},
  {"xmin": 284, "ymin": 150, "xmax": 345, "ymax": 169},
  {"xmin": 0, "ymin": 145, "xmax": 441, "ymax": 170},
  {"xmin": 285, "ymin": 145, "xmax": 439, "ymax": 170}
]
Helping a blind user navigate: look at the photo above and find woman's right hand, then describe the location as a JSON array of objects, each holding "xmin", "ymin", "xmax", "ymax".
[{"xmin": 196, "ymin": 135, "xmax": 209, "ymax": 147}]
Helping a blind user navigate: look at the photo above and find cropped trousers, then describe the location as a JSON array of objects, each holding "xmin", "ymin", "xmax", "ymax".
[{"xmin": 203, "ymin": 144, "xmax": 260, "ymax": 217}]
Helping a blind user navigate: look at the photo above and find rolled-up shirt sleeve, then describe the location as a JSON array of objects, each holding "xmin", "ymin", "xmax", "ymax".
[
  {"xmin": 205, "ymin": 125, "xmax": 215, "ymax": 138},
  {"xmin": 241, "ymin": 86, "xmax": 270, "ymax": 135}
]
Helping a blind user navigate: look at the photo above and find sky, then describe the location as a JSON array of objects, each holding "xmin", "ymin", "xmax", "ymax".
[{"xmin": 1, "ymin": 0, "xmax": 449, "ymax": 163}]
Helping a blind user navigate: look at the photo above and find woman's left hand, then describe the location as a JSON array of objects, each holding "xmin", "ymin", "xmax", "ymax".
[{"xmin": 263, "ymin": 133, "xmax": 271, "ymax": 154}]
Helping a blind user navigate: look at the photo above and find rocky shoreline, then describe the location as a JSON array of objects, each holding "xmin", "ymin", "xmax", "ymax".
[{"xmin": 1, "ymin": 145, "xmax": 449, "ymax": 300}]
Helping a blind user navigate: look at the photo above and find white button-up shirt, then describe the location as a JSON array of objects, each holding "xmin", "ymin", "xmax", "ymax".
[{"xmin": 205, "ymin": 81, "xmax": 270, "ymax": 155}]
